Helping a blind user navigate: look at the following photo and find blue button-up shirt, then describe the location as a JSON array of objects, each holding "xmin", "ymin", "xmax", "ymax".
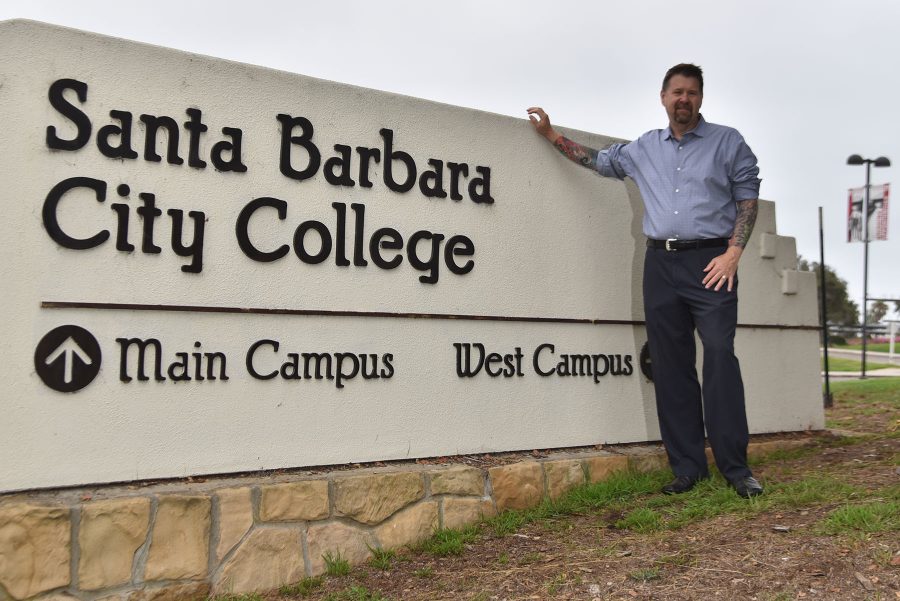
[{"xmin": 595, "ymin": 116, "xmax": 761, "ymax": 240}]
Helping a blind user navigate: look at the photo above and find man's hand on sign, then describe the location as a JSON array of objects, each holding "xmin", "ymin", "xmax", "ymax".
[{"xmin": 527, "ymin": 107, "xmax": 558, "ymax": 143}]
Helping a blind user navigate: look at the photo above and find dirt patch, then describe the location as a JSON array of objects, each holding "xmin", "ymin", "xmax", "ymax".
[
  {"xmin": 281, "ymin": 506, "xmax": 898, "ymax": 600},
  {"xmin": 271, "ymin": 385, "xmax": 900, "ymax": 601}
]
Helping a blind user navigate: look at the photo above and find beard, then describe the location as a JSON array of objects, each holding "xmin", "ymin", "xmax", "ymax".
[{"xmin": 673, "ymin": 106, "xmax": 693, "ymax": 124}]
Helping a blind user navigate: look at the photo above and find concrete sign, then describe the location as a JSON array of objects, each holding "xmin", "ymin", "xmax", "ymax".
[{"xmin": 0, "ymin": 20, "xmax": 824, "ymax": 492}]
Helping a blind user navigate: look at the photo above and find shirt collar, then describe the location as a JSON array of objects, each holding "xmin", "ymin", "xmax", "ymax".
[{"xmin": 664, "ymin": 114, "xmax": 707, "ymax": 140}]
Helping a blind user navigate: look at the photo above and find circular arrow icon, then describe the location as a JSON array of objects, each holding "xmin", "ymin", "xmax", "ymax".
[
  {"xmin": 639, "ymin": 341, "xmax": 653, "ymax": 382},
  {"xmin": 35, "ymin": 325, "xmax": 101, "ymax": 392}
]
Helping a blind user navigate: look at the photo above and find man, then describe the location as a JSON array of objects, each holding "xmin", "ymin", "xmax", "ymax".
[{"xmin": 528, "ymin": 63, "xmax": 763, "ymax": 498}]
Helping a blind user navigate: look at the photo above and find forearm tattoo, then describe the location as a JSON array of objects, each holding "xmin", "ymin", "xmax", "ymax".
[
  {"xmin": 554, "ymin": 136, "xmax": 599, "ymax": 170},
  {"xmin": 730, "ymin": 199, "xmax": 759, "ymax": 248}
]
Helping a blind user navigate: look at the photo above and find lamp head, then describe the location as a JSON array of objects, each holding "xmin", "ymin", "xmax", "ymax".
[
  {"xmin": 847, "ymin": 154, "xmax": 864, "ymax": 165},
  {"xmin": 874, "ymin": 156, "xmax": 891, "ymax": 167}
]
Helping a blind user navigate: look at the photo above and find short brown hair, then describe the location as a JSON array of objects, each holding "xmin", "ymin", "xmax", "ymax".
[{"xmin": 662, "ymin": 63, "xmax": 703, "ymax": 93}]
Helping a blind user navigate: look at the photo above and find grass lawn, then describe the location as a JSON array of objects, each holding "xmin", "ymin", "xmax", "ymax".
[
  {"xmin": 830, "ymin": 375, "xmax": 900, "ymax": 403},
  {"xmin": 826, "ymin": 376, "xmax": 900, "ymax": 433},
  {"xmin": 822, "ymin": 356, "xmax": 892, "ymax": 371}
]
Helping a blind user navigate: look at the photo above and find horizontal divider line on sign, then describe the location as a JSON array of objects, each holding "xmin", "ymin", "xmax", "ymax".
[{"xmin": 40, "ymin": 301, "xmax": 821, "ymax": 331}]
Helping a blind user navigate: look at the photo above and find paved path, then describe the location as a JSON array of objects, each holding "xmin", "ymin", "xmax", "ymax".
[
  {"xmin": 822, "ymin": 347, "xmax": 900, "ymax": 366},
  {"xmin": 824, "ymin": 368, "xmax": 900, "ymax": 380}
]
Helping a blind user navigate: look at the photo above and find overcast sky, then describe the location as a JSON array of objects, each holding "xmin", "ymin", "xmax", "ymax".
[{"xmin": 2, "ymin": 0, "xmax": 898, "ymax": 320}]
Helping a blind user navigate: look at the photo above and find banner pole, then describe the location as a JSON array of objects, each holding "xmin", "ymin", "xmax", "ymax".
[{"xmin": 861, "ymin": 163, "xmax": 871, "ymax": 379}]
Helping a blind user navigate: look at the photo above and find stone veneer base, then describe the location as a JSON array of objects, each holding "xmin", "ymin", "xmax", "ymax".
[{"xmin": 0, "ymin": 438, "xmax": 813, "ymax": 600}]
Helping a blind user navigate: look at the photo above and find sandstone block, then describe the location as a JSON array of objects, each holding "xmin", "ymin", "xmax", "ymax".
[
  {"xmin": 584, "ymin": 455, "xmax": 630, "ymax": 483},
  {"xmin": 78, "ymin": 497, "xmax": 151, "ymax": 590},
  {"xmin": 0, "ymin": 503, "xmax": 70, "ymax": 599},
  {"xmin": 334, "ymin": 472, "xmax": 423, "ymax": 525},
  {"xmin": 144, "ymin": 496, "xmax": 210, "ymax": 581},
  {"xmin": 488, "ymin": 462, "xmax": 543, "ymax": 512},
  {"xmin": 214, "ymin": 529, "xmax": 303, "ymax": 594},
  {"xmin": 128, "ymin": 582, "xmax": 209, "ymax": 601},
  {"xmin": 429, "ymin": 466, "xmax": 483, "ymax": 496},
  {"xmin": 374, "ymin": 502, "xmax": 438, "ymax": 550},
  {"xmin": 307, "ymin": 522, "xmax": 373, "ymax": 576},
  {"xmin": 624, "ymin": 449, "xmax": 669, "ymax": 473},
  {"xmin": 442, "ymin": 498, "xmax": 496, "ymax": 530},
  {"xmin": 215, "ymin": 487, "xmax": 254, "ymax": 563},
  {"xmin": 260, "ymin": 481, "xmax": 329, "ymax": 522},
  {"xmin": 544, "ymin": 460, "xmax": 585, "ymax": 500}
]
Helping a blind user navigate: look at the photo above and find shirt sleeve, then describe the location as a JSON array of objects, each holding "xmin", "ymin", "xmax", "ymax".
[
  {"xmin": 595, "ymin": 142, "xmax": 632, "ymax": 180},
  {"xmin": 730, "ymin": 135, "xmax": 761, "ymax": 201}
]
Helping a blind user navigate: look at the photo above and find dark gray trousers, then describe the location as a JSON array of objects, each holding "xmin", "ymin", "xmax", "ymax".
[{"xmin": 643, "ymin": 246, "xmax": 751, "ymax": 482}]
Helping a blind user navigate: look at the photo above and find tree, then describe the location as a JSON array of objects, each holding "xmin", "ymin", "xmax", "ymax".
[
  {"xmin": 797, "ymin": 258, "xmax": 859, "ymax": 325},
  {"xmin": 867, "ymin": 300, "xmax": 889, "ymax": 324}
]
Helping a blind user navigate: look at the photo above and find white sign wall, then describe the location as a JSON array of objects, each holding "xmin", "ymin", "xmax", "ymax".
[{"xmin": 0, "ymin": 20, "xmax": 823, "ymax": 492}]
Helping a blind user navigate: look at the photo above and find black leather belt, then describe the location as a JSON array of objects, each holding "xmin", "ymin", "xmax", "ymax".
[{"xmin": 647, "ymin": 238, "xmax": 729, "ymax": 251}]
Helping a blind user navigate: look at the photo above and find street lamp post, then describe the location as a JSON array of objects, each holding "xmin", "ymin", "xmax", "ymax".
[{"xmin": 846, "ymin": 154, "xmax": 891, "ymax": 378}]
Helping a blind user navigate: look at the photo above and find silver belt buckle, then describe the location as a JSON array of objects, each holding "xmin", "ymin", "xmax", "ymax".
[{"xmin": 665, "ymin": 238, "xmax": 677, "ymax": 251}]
